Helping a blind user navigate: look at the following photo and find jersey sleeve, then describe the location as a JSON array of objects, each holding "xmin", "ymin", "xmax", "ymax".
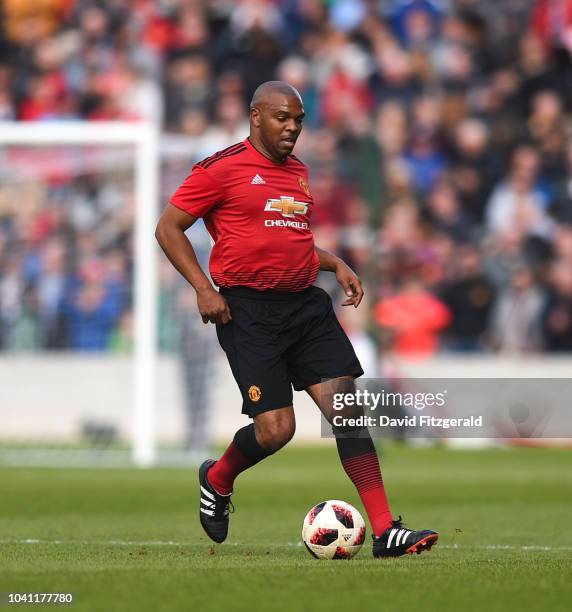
[{"xmin": 169, "ymin": 165, "xmax": 224, "ymax": 218}]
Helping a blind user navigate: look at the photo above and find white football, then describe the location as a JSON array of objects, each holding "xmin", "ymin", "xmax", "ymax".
[{"xmin": 302, "ymin": 500, "xmax": 366, "ymax": 559}]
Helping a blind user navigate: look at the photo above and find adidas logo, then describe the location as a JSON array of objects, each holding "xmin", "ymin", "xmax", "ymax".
[
  {"xmin": 343, "ymin": 534, "xmax": 352, "ymax": 542},
  {"xmin": 251, "ymin": 174, "xmax": 266, "ymax": 185}
]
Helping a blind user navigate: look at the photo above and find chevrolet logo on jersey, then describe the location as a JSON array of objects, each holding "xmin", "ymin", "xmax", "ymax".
[{"xmin": 264, "ymin": 196, "xmax": 308, "ymax": 218}]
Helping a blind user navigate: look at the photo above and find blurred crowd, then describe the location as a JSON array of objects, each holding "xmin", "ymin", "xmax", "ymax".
[{"xmin": 2, "ymin": 0, "xmax": 572, "ymax": 357}]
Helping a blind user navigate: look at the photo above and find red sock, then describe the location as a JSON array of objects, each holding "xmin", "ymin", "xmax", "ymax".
[
  {"xmin": 207, "ymin": 442, "xmax": 254, "ymax": 495},
  {"xmin": 341, "ymin": 452, "xmax": 393, "ymax": 537}
]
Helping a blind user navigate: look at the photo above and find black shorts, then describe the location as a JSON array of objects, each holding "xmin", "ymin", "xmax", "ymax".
[{"xmin": 216, "ymin": 285, "xmax": 364, "ymax": 417}]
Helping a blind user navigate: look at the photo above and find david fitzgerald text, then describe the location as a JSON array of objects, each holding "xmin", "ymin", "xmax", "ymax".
[{"xmin": 332, "ymin": 415, "xmax": 484, "ymax": 429}]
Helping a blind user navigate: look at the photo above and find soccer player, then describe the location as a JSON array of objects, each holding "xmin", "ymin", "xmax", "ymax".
[{"xmin": 156, "ymin": 81, "xmax": 438, "ymax": 557}]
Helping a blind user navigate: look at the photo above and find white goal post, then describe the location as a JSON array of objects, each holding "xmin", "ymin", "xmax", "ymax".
[{"xmin": 0, "ymin": 122, "xmax": 160, "ymax": 467}]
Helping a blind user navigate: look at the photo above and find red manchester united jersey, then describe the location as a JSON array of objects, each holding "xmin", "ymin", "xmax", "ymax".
[{"xmin": 170, "ymin": 138, "xmax": 319, "ymax": 292}]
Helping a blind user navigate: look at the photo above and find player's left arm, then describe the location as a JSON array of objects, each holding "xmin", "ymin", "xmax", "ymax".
[{"xmin": 315, "ymin": 246, "xmax": 364, "ymax": 308}]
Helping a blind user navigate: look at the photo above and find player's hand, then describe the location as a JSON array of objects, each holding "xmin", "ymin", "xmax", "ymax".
[
  {"xmin": 335, "ymin": 262, "xmax": 364, "ymax": 308},
  {"xmin": 196, "ymin": 286, "xmax": 232, "ymax": 324}
]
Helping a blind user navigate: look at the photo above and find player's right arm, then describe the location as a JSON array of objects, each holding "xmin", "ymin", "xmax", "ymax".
[{"xmin": 155, "ymin": 204, "xmax": 231, "ymax": 325}]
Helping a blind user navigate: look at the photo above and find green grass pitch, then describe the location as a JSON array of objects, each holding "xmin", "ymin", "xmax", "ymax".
[{"xmin": 1, "ymin": 445, "xmax": 571, "ymax": 611}]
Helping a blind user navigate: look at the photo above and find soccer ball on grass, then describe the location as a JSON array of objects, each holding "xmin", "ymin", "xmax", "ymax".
[{"xmin": 302, "ymin": 500, "xmax": 366, "ymax": 559}]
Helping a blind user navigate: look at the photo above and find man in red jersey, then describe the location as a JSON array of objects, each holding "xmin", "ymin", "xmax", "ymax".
[{"xmin": 156, "ymin": 81, "xmax": 438, "ymax": 558}]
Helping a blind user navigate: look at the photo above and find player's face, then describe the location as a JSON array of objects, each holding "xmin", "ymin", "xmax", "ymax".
[{"xmin": 252, "ymin": 94, "xmax": 305, "ymax": 161}]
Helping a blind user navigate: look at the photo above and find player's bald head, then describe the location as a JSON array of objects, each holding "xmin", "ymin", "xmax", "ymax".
[
  {"xmin": 250, "ymin": 81, "xmax": 302, "ymax": 111},
  {"xmin": 249, "ymin": 81, "xmax": 305, "ymax": 163}
]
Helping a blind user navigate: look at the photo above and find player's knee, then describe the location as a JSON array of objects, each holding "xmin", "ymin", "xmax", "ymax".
[{"xmin": 256, "ymin": 419, "xmax": 295, "ymax": 451}]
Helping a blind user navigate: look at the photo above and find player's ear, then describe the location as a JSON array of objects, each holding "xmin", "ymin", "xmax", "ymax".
[{"xmin": 250, "ymin": 106, "xmax": 261, "ymax": 128}]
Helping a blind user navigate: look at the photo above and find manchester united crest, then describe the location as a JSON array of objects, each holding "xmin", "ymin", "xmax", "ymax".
[
  {"xmin": 248, "ymin": 385, "xmax": 262, "ymax": 402},
  {"xmin": 298, "ymin": 176, "xmax": 311, "ymax": 197}
]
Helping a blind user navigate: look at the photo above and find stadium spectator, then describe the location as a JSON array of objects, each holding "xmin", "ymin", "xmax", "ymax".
[
  {"xmin": 201, "ymin": 93, "xmax": 249, "ymax": 151},
  {"xmin": 64, "ymin": 258, "xmax": 124, "ymax": 351},
  {"xmin": 541, "ymin": 259, "xmax": 572, "ymax": 351},
  {"xmin": 530, "ymin": 0, "xmax": 572, "ymax": 64},
  {"xmin": 491, "ymin": 264, "xmax": 545, "ymax": 353},
  {"xmin": 551, "ymin": 144, "xmax": 572, "ymax": 222},
  {"xmin": 375, "ymin": 277, "xmax": 451, "ymax": 356},
  {"xmin": 449, "ymin": 118, "xmax": 500, "ymax": 223},
  {"xmin": 439, "ymin": 244, "xmax": 496, "ymax": 351},
  {"xmin": 426, "ymin": 178, "xmax": 474, "ymax": 243},
  {"xmin": 486, "ymin": 144, "xmax": 554, "ymax": 240},
  {"xmin": 37, "ymin": 237, "xmax": 70, "ymax": 348},
  {"xmin": 0, "ymin": 252, "xmax": 27, "ymax": 349}
]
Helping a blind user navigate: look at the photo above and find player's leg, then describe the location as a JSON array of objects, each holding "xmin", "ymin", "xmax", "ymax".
[
  {"xmin": 199, "ymin": 407, "xmax": 294, "ymax": 544},
  {"xmin": 306, "ymin": 377, "xmax": 393, "ymax": 538},
  {"xmin": 288, "ymin": 287, "xmax": 437, "ymax": 556},
  {"xmin": 307, "ymin": 376, "xmax": 438, "ymax": 557},
  {"xmin": 200, "ymin": 289, "xmax": 295, "ymax": 543},
  {"xmin": 207, "ymin": 406, "xmax": 295, "ymax": 495},
  {"xmin": 284, "ymin": 288, "xmax": 392, "ymax": 534}
]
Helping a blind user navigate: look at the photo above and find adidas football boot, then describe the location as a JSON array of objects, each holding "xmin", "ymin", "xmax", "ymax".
[
  {"xmin": 198, "ymin": 459, "xmax": 234, "ymax": 544},
  {"xmin": 373, "ymin": 516, "xmax": 438, "ymax": 557}
]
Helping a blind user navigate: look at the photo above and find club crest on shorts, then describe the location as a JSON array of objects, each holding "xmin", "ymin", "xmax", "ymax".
[{"xmin": 248, "ymin": 385, "xmax": 262, "ymax": 402}]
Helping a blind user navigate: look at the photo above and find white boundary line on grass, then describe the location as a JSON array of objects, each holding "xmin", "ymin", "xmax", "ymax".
[{"xmin": 1, "ymin": 539, "xmax": 571, "ymax": 552}]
